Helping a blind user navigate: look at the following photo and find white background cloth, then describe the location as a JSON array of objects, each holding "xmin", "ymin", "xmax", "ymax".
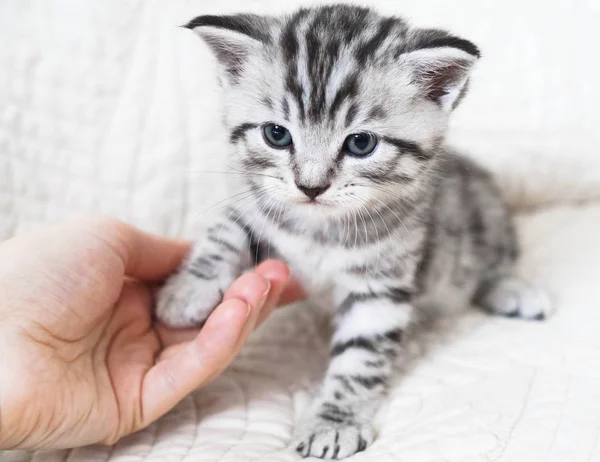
[{"xmin": 1, "ymin": 1, "xmax": 600, "ymax": 460}]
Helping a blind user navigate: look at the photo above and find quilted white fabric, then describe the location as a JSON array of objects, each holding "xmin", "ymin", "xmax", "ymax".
[{"xmin": 1, "ymin": 1, "xmax": 600, "ymax": 461}]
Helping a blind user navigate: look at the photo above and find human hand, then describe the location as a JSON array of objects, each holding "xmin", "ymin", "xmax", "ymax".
[{"xmin": 0, "ymin": 218, "xmax": 303, "ymax": 450}]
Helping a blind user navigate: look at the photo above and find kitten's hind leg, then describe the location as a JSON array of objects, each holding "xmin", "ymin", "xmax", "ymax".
[{"xmin": 475, "ymin": 276, "xmax": 553, "ymax": 321}]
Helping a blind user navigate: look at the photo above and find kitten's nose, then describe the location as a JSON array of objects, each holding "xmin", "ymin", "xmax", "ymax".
[{"xmin": 296, "ymin": 183, "xmax": 331, "ymax": 200}]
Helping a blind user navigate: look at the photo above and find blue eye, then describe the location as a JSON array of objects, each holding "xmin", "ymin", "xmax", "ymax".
[
  {"xmin": 263, "ymin": 123, "xmax": 293, "ymax": 148},
  {"xmin": 345, "ymin": 132, "xmax": 378, "ymax": 157}
]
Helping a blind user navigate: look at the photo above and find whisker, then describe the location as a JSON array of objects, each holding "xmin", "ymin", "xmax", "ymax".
[
  {"xmin": 362, "ymin": 196, "xmax": 396, "ymax": 274},
  {"xmin": 269, "ymin": 201, "xmax": 285, "ymax": 260},
  {"xmin": 213, "ymin": 187, "xmax": 277, "ymax": 251},
  {"xmin": 351, "ymin": 199, "xmax": 372, "ymax": 275},
  {"xmin": 226, "ymin": 164, "xmax": 282, "ymax": 181},
  {"xmin": 195, "ymin": 187, "xmax": 260, "ymax": 218},
  {"xmin": 215, "ymin": 203, "xmax": 246, "ymax": 254},
  {"xmin": 254, "ymin": 196, "xmax": 279, "ymax": 265},
  {"xmin": 188, "ymin": 170, "xmax": 267, "ymax": 177},
  {"xmin": 342, "ymin": 207, "xmax": 351, "ymax": 250},
  {"xmin": 244, "ymin": 191, "xmax": 278, "ymax": 266},
  {"xmin": 358, "ymin": 183, "xmax": 432, "ymax": 226},
  {"xmin": 216, "ymin": 187, "xmax": 278, "ymax": 255},
  {"xmin": 356, "ymin": 198, "xmax": 381, "ymax": 279},
  {"xmin": 192, "ymin": 185, "xmax": 279, "ymax": 224},
  {"xmin": 370, "ymin": 196, "xmax": 411, "ymax": 272},
  {"xmin": 337, "ymin": 206, "xmax": 350, "ymax": 250},
  {"xmin": 350, "ymin": 205, "xmax": 360, "ymax": 254},
  {"xmin": 335, "ymin": 213, "xmax": 343, "ymax": 249}
]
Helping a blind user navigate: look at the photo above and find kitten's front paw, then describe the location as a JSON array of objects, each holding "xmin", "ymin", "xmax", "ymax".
[
  {"xmin": 294, "ymin": 411, "xmax": 374, "ymax": 459},
  {"xmin": 156, "ymin": 267, "xmax": 237, "ymax": 328}
]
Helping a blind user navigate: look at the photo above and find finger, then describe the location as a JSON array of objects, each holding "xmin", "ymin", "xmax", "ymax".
[
  {"xmin": 155, "ymin": 324, "xmax": 200, "ymax": 348},
  {"xmin": 277, "ymin": 278, "xmax": 306, "ymax": 306},
  {"xmin": 156, "ymin": 271, "xmax": 271, "ymax": 348},
  {"xmin": 254, "ymin": 260, "xmax": 292, "ymax": 327},
  {"xmin": 141, "ymin": 273, "xmax": 271, "ymax": 424},
  {"xmin": 254, "ymin": 260, "xmax": 305, "ymax": 308},
  {"xmin": 141, "ymin": 298, "xmax": 252, "ymax": 425},
  {"xmin": 222, "ymin": 272, "xmax": 271, "ymax": 309},
  {"xmin": 82, "ymin": 217, "xmax": 192, "ymax": 282},
  {"xmin": 155, "ymin": 342, "xmax": 187, "ymax": 363}
]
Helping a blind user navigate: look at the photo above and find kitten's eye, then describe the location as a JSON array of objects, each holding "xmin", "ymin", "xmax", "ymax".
[
  {"xmin": 344, "ymin": 133, "xmax": 378, "ymax": 157},
  {"xmin": 263, "ymin": 123, "xmax": 293, "ymax": 148}
]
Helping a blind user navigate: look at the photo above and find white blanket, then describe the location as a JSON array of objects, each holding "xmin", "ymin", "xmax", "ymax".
[{"xmin": 2, "ymin": 1, "xmax": 600, "ymax": 461}]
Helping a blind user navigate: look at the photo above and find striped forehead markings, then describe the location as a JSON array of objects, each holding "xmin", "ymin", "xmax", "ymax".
[{"xmin": 280, "ymin": 8, "xmax": 376, "ymax": 124}]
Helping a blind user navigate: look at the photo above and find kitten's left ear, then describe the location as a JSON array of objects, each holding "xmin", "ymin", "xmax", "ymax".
[
  {"xmin": 400, "ymin": 30, "xmax": 481, "ymax": 112},
  {"xmin": 185, "ymin": 14, "xmax": 274, "ymax": 84}
]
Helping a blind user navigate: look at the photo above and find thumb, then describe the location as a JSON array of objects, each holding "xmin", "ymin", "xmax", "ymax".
[
  {"xmin": 140, "ymin": 272, "xmax": 270, "ymax": 425},
  {"xmin": 141, "ymin": 298, "xmax": 249, "ymax": 424}
]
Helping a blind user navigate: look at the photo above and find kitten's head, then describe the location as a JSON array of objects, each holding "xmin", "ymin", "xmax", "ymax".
[{"xmin": 186, "ymin": 5, "xmax": 479, "ymax": 221}]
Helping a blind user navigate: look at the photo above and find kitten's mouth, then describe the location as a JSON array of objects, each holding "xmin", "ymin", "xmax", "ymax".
[
  {"xmin": 301, "ymin": 198, "xmax": 327, "ymax": 206},
  {"xmin": 290, "ymin": 195, "xmax": 335, "ymax": 209}
]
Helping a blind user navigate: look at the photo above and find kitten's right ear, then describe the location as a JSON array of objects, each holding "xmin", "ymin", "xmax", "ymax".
[
  {"xmin": 399, "ymin": 29, "xmax": 481, "ymax": 112},
  {"xmin": 184, "ymin": 14, "xmax": 273, "ymax": 84}
]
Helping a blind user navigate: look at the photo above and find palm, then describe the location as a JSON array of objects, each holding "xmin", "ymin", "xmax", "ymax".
[{"xmin": 4, "ymin": 279, "xmax": 159, "ymax": 449}]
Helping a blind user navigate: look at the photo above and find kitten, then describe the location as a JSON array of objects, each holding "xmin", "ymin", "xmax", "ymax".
[{"xmin": 157, "ymin": 5, "xmax": 551, "ymax": 459}]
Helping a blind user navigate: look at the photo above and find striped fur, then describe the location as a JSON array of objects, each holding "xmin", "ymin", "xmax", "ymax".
[{"xmin": 157, "ymin": 5, "xmax": 550, "ymax": 459}]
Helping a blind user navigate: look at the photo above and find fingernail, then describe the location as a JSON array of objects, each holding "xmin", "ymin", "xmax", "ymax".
[{"xmin": 260, "ymin": 280, "xmax": 271, "ymax": 305}]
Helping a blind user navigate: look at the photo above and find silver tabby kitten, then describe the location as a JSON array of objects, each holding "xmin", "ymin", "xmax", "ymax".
[{"xmin": 158, "ymin": 5, "xmax": 550, "ymax": 459}]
